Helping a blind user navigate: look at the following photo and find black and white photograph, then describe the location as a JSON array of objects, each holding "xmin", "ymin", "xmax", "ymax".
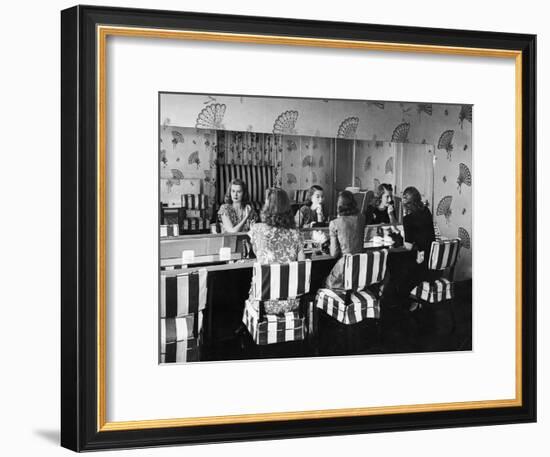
[{"xmin": 159, "ymin": 92, "xmax": 473, "ymax": 363}]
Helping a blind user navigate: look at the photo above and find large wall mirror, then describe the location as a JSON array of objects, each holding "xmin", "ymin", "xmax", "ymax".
[{"xmin": 160, "ymin": 127, "xmax": 435, "ymax": 233}]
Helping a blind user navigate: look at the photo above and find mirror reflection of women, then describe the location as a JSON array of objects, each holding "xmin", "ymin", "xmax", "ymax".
[
  {"xmin": 324, "ymin": 190, "xmax": 366, "ymax": 289},
  {"xmin": 365, "ymin": 183, "xmax": 397, "ymax": 225},
  {"xmin": 217, "ymin": 179, "xmax": 257, "ymax": 233},
  {"xmin": 295, "ymin": 185, "xmax": 327, "ymax": 228}
]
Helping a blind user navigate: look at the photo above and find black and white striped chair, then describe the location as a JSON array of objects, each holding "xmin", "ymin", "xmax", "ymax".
[
  {"xmin": 217, "ymin": 163, "xmax": 274, "ymax": 213},
  {"xmin": 315, "ymin": 250, "xmax": 388, "ymax": 325},
  {"xmin": 409, "ymin": 239, "xmax": 461, "ymax": 305},
  {"xmin": 160, "ymin": 269, "xmax": 207, "ymax": 363},
  {"xmin": 242, "ymin": 260, "xmax": 311, "ymax": 346}
]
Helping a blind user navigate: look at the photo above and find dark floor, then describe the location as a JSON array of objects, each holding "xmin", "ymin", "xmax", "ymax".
[{"xmin": 199, "ymin": 280, "xmax": 472, "ymax": 362}]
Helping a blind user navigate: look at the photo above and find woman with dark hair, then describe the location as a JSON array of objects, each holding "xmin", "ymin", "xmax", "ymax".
[
  {"xmin": 384, "ymin": 186, "xmax": 435, "ymax": 308},
  {"xmin": 248, "ymin": 188, "xmax": 305, "ymax": 314},
  {"xmin": 324, "ymin": 190, "xmax": 366, "ymax": 289},
  {"xmin": 295, "ymin": 185, "xmax": 327, "ymax": 228},
  {"xmin": 217, "ymin": 178, "xmax": 257, "ymax": 233},
  {"xmin": 402, "ymin": 186, "xmax": 435, "ymax": 263},
  {"xmin": 364, "ymin": 183, "xmax": 397, "ymax": 225}
]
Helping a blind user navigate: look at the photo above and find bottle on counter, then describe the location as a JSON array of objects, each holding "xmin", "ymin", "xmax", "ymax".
[{"xmin": 241, "ymin": 239, "xmax": 249, "ymax": 259}]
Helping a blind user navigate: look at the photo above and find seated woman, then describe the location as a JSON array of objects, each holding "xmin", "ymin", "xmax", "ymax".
[
  {"xmin": 295, "ymin": 185, "xmax": 327, "ymax": 228},
  {"xmin": 364, "ymin": 183, "xmax": 397, "ymax": 225},
  {"xmin": 248, "ymin": 187, "xmax": 305, "ymax": 314},
  {"xmin": 217, "ymin": 178, "xmax": 257, "ymax": 233},
  {"xmin": 383, "ymin": 186, "xmax": 436, "ymax": 309},
  {"xmin": 324, "ymin": 190, "xmax": 366, "ymax": 289}
]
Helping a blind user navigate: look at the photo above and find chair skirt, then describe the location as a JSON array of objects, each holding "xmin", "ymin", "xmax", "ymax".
[
  {"xmin": 242, "ymin": 300, "xmax": 306, "ymax": 345},
  {"xmin": 315, "ymin": 288, "xmax": 380, "ymax": 325},
  {"xmin": 410, "ymin": 278, "xmax": 454, "ymax": 304}
]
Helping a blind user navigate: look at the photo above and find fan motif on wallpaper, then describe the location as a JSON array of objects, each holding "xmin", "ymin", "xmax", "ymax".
[
  {"xmin": 364, "ymin": 156, "xmax": 372, "ymax": 172},
  {"xmin": 385, "ymin": 157, "xmax": 394, "ymax": 174},
  {"xmin": 457, "ymin": 163, "xmax": 472, "ymax": 193},
  {"xmin": 438, "ymin": 130, "xmax": 455, "ymax": 160},
  {"xmin": 391, "ymin": 122, "xmax": 410, "ymax": 142},
  {"xmin": 337, "ymin": 117, "xmax": 359, "ymax": 139},
  {"xmin": 286, "ymin": 173, "xmax": 298, "ymax": 185},
  {"xmin": 366, "ymin": 101, "xmax": 385, "ymax": 109},
  {"xmin": 160, "ymin": 149, "xmax": 167, "ymax": 167},
  {"xmin": 273, "ymin": 110, "xmax": 299, "ymax": 135},
  {"xmin": 436, "ymin": 195, "xmax": 453, "ymax": 223},
  {"xmin": 171, "ymin": 169, "xmax": 184, "ymax": 181},
  {"xmin": 164, "ymin": 169, "xmax": 185, "ymax": 193},
  {"xmin": 458, "ymin": 105, "xmax": 473, "ymax": 129},
  {"xmin": 195, "ymin": 103, "xmax": 226, "ymax": 129},
  {"xmin": 416, "ymin": 103, "xmax": 433, "ymax": 117},
  {"xmin": 286, "ymin": 140, "xmax": 298, "ymax": 152},
  {"xmin": 458, "ymin": 227, "xmax": 471, "ymax": 249},
  {"xmin": 188, "ymin": 151, "xmax": 200, "ymax": 169},
  {"xmin": 302, "ymin": 155, "xmax": 316, "ymax": 167},
  {"xmin": 373, "ymin": 178, "xmax": 380, "ymax": 190},
  {"xmin": 171, "ymin": 130, "xmax": 184, "ymax": 148}
]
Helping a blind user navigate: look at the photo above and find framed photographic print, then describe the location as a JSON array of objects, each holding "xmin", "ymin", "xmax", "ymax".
[{"xmin": 61, "ymin": 4, "xmax": 536, "ymax": 452}]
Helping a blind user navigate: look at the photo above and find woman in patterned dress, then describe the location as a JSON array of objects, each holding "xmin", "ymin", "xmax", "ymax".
[
  {"xmin": 217, "ymin": 178, "xmax": 257, "ymax": 233},
  {"xmin": 248, "ymin": 187, "xmax": 305, "ymax": 314}
]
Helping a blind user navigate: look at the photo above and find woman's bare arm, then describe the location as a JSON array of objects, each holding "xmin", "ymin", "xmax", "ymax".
[{"xmin": 221, "ymin": 209, "xmax": 249, "ymax": 233}]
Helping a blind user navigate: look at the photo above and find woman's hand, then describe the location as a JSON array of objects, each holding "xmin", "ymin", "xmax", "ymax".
[
  {"xmin": 315, "ymin": 206, "xmax": 324, "ymax": 222},
  {"xmin": 387, "ymin": 203, "xmax": 394, "ymax": 215},
  {"xmin": 243, "ymin": 205, "xmax": 252, "ymax": 220},
  {"xmin": 416, "ymin": 250, "xmax": 425, "ymax": 264}
]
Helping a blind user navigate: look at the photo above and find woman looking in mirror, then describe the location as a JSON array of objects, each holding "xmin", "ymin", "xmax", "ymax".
[
  {"xmin": 248, "ymin": 188, "xmax": 305, "ymax": 314},
  {"xmin": 364, "ymin": 183, "xmax": 397, "ymax": 225},
  {"xmin": 402, "ymin": 186, "xmax": 435, "ymax": 267},
  {"xmin": 249, "ymin": 187, "xmax": 305, "ymax": 265},
  {"xmin": 383, "ymin": 186, "xmax": 435, "ymax": 308},
  {"xmin": 324, "ymin": 190, "xmax": 366, "ymax": 289},
  {"xmin": 217, "ymin": 178, "xmax": 257, "ymax": 233},
  {"xmin": 295, "ymin": 185, "xmax": 327, "ymax": 228}
]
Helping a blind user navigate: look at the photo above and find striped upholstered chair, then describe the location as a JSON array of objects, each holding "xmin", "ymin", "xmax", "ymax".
[
  {"xmin": 159, "ymin": 269, "xmax": 207, "ymax": 363},
  {"xmin": 409, "ymin": 239, "xmax": 461, "ymax": 306},
  {"xmin": 313, "ymin": 250, "xmax": 388, "ymax": 353},
  {"xmin": 315, "ymin": 250, "xmax": 388, "ymax": 325},
  {"xmin": 242, "ymin": 260, "xmax": 311, "ymax": 346}
]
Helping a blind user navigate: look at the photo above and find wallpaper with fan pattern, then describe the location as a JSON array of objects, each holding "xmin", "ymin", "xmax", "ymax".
[
  {"xmin": 160, "ymin": 94, "xmax": 472, "ymax": 280},
  {"xmin": 159, "ymin": 126, "xmax": 217, "ymax": 220},
  {"xmin": 281, "ymin": 136, "xmax": 334, "ymax": 212},
  {"xmin": 354, "ymin": 141, "xmax": 396, "ymax": 191}
]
